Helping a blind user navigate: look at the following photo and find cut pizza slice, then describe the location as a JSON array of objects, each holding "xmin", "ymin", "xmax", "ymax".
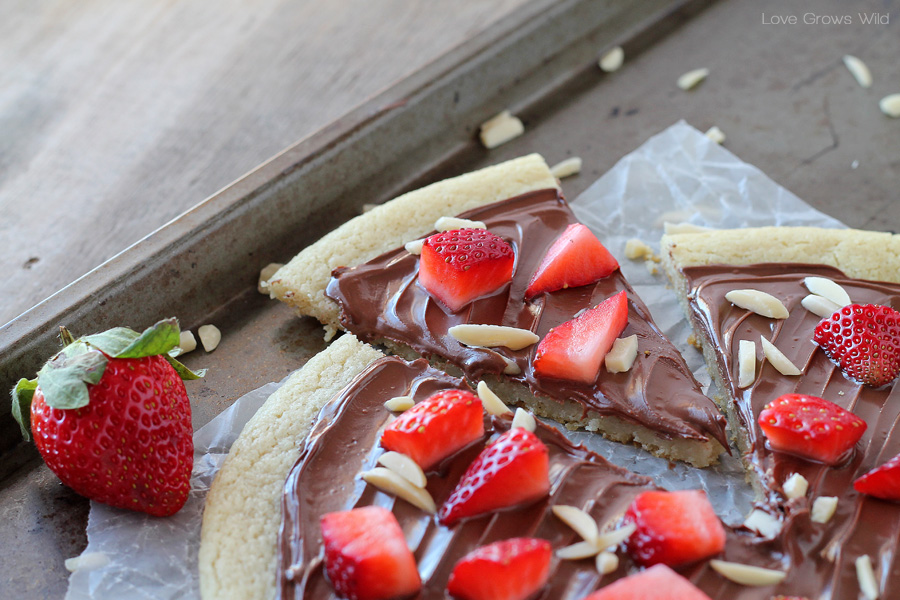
[
  {"xmin": 270, "ymin": 154, "xmax": 727, "ymax": 467},
  {"xmin": 660, "ymin": 225, "xmax": 900, "ymax": 600}
]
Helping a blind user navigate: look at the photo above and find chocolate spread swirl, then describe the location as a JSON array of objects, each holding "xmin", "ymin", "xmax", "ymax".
[
  {"xmin": 681, "ymin": 263, "xmax": 900, "ymax": 599},
  {"xmin": 277, "ymin": 357, "xmax": 656, "ymax": 599},
  {"xmin": 325, "ymin": 189, "xmax": 727, "ymax": 449}
]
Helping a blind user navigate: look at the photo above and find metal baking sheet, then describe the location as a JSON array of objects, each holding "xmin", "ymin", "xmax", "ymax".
[{"xmin": 2, "ymin": 0, "xmax": 898, "ymax": 595}]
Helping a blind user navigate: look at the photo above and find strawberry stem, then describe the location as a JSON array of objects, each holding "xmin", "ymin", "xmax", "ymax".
[{"xmin": 59, "ymin": 325, "xmax": 76, "ymax": 347}]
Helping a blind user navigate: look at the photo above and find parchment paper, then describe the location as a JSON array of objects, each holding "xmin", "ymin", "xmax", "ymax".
[{"xmin": 65, "ymin": 121, "xmax": 845, "ymax": 600}]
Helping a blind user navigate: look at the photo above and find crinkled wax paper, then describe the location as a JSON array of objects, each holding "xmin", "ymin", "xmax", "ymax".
[{"xmin": 65, "ymin": 121, "xmax": 845, "ymax": 599}]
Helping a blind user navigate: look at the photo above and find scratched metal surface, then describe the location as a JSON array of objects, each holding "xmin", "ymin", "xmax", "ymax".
[{"xmin": 1, "ymin": 0, "xmax": 898, "ymax": 596}]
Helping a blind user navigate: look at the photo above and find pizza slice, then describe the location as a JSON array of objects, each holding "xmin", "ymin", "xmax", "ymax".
[{"xmin": 661, "ymin": 225, "xmax": 900, "ymax": 599}]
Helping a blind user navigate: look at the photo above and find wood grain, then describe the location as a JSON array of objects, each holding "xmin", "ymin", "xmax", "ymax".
[{"xmin": 0, "ymin": 0, "xmax": 529, "ymax": 326}]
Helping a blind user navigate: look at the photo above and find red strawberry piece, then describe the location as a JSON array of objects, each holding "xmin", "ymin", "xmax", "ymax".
[
  {"xmin": 438, "ymin": 428, "xmax": 550, "ymax": 526},
  {"xmin": 525, "ymin": 223, "xmax": 619, "ymax": 299},
  {"xmin": 446, "ymin": 537, "xmax": 552, "ymax": 600},
  {"xmin": 758, "ymin": 393, "xmax": 867, "ymax": 465},
  {"xmin": 532, "ymin": 290, "xmax": 629, "ymax": 384},
  {"xmin": 624, "ymin": 490, "xmax": 726, "ymax": 568},
  {"xmin": 381, "ymin": 389, "xmax": 484, "ymax": 470},
  {"xmin": 12, "ymin": 318, "xmax": 203, "ymax": 517},
  {"xmin": 418, "ymin": 228, "xmax": 515, "ymax": 312},
  {"xmin": 813, "ymin": 303, "xmax": 900, "ymax": 386},
  {"xmin": 582, "ymin": 564, "xmax": 713, "ymax": 600},
  {"xmin": 320, "ymin": 506, "xmax": 421, "ymax": 600},
  {"xmin": 854, "ymin": 452, "xmax": 900, "ymax": 501}
]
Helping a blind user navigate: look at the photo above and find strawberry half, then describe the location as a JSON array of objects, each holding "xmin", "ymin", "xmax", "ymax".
[
  {"xmin": 418, "ymin": 228, "xmax": 515, "ymax": 312},
  {"xmin": 11, "ymin": 318, "xmax": 204, "ymax": 517},
  {"xmin": 525, "ymin": 223, "xmax": 619, "ymax": 299},
  {"xmin": 582, "ymin": 564, "xmax": 713, "ymax": 600},
  {"xmin": 381, "ymin": 389, "xmax": 484, "ymax": 470},
  {"xmin": 320, "ymin": 506, "xmax": 421, "ymax": 600},
  {"xmin": 446, "ymin": 537, "xmax": 552, "ymax": 600},
  {"xmin": 854, "ymin": 452, "xmax": 900, "ymax": 501},
  {"xmin": 532, "ymin": 290, "xmax": 629, "ymax": 384},
  {"xmin": 813, "ymin": 303, "xmax": 900, "ymax": 386},
  {"xmin": 624, "ymin": 490, "xmax": 726, "ymax": 568},
  {"xmin": 758, "ymin": 394, "xmax": 867, "ymax": 465},
  {"xmin": 438, "ymin": 428, "xmax": 550, "ymax": 526}
]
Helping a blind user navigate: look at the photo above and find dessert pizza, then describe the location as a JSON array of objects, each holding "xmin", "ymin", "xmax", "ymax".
[
  {"xmin": 661, "ymin": 225, "xmax": 900, "ymax": 599},
  {"xmin": 269, "ymin": 154, "xmax": 727, "ymax": 467}
]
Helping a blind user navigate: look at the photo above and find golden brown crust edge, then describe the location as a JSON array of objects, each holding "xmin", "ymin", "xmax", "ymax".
[
  {"xmin": 661, "ymin": 226, "xmax": 900, "ymax": 284},
  {"xmin": 198, "ymin": 335, "xmax": 383, "ymax": 600},
  {"xmin": 267, "ymin": 153, "xmax": 560, "ymax": 329}
]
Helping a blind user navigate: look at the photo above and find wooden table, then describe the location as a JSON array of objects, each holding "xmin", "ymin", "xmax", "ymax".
[{"xmin": 0, "ymin": 0, "xmax": 529, "ymax": 326}]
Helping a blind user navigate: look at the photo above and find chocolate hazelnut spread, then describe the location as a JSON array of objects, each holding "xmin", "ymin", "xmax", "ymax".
[
  {"xmin": 276, "ymin": 357, "xmax": 657, "ymax": 599},
  {"xmin": 681, "ymin": 263, "xmax": 900, "ymax": 599},
  {"xmin": 325, "ymin": 189, "xmax": 727, "ymax": 451}
]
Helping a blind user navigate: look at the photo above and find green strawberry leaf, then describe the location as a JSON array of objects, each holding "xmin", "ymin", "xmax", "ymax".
[
  {"xmin": 36, "ymin": 342, "xmax": 108, "ymax": 409},
  {"xmin": 165, "ymin": 355, "xmax": 207, "ymax": 380},
  {"xmin": 11, "ymin": 378, "xmax": 38, "ymax": 441},
  {"xmin": 83, "ymin": 318, "xmax": 181, "ymax": 359}
]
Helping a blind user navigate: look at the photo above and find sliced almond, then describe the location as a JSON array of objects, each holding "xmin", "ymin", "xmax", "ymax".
[
  {"xmin": 843, "ymin": 55, "xmax": 873, "ymax": 88},
  {"xmin": 760, "ymin": 337, "xmax": 802, "ymax": 376},
  {"xmin": 501, "ymin": 355, "xmax": 522, "ymax": 375},
  {"xmin": 804, "ymin": 276, "xmax": 851, "ymax": 307},
  {"xmin": 782, "ymin": 472, "xmax": 809, "ymax": 500},
  {"xmin": 595, "ymin": 551, "xmax": 619, "ymax": 575},
  {"xmin": 172, "ymin": 330, "xmax": 198, "ymax": 357},
  {"xmin": 556, "ymin": 540, "xmax": 601, "ymax": 560},
  {"xmin": 198, "ymin": 324, "xmax": 222, "ymax": 352},
  {"xmin": 605, "ymin": 335, "xmax": 639, "ymax": 373},
  {"xmin": 404, "ymin": 239, "xmax": 425, "ymax": 255},
  {"xmin": 744, "ymin": 508, "xmax": 782, "ymax": 539},
  {"xmin": 709, "ymin": 559, "xmax": 787, "ymax": 586},
  {"xmin": 434, "ymin": 216, "xmax": 486, "ymax": 232},
  {"xmin": 595, "ymin": 522, "xmax": 636, "ymax": 550},
  {"xmin": 677, "ymin": 67, "xmax": 709, "ymax": 90},
  {"xmin": 512, "ymin": 407, "xmax": 536, "ymax": 432},
  {"xmin": 361, "ymin": 467, "xmax": 436, "ymax": 513},
  {"xmin": 384, "ymin": 395, "xmax": 415, "ymax": 412},
  {"xmin": 880, "ymin": 94, "xmax": 900, "ymax": 119},
  {"xmin": 64, "ymin": 552, "xmax": 111, "ymax": 573},
  {"xmin": 378, "ymin": 451, "xmax": 427, "ymax": 488},
  {"xmin": 258, "ymin": 262, "xmax": 284, "ymax": 294},
  {"xmin": 449, "ymin": 324, "xmax": 539, "ymax": 350},
  {"xmin": 552, "ymin": 505, "xmax": 599, "ymax": 546},
  {"xmin": 624, "ymin": 238, "xmax": 654, "ymax": 260},
  {"xmin": 801, "ymin": 294, "xmax": 841, "ymax": 318},
  {"xmin": 479, "ymin": 110, "xmax": 525, "ymax": 148},
  {"xmin": 738, "ymin": 339, "xmax": 756, "ymax": 388},
  {"xmin": 857, "ymin": 554, "xmax": 880, "ymax": 599},
  {"xmin": 705, "ymin": 125, "xmax": 726, "ymax": 144},
  {"xmin": 550, "ymin": 157, "xmax": 582, "ymax": 179},
  {"xmin": 598, "ymin": 46, "xmax": 624, "ymax": 72},
  {"xmin": 811, "ymin": 496, "xmax": 838, "ymax": 524},
  {"xmin": 477, "ymin": 380, "xmax": 512, "ymax": 416},
  {"xmin": 725, "ymin": 289, "xmax": 789, "ymax": 319}
]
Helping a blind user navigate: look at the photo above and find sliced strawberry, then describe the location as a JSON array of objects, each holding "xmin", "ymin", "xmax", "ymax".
[
  {"xmin": 438, "ymin": 428, "xmax": 550, "ymax": 526},
  {"xmin": 532, "ymin": 290, "xmax": 629, "ymax": 384},
  {"xmin": 582, "ymin": 564, "xmax": 713, "ymax": 600},
  {"xmin": 320, "ymin": 506, "xmax": 421, "ymax": 600},
  {"xmin": 854, "ymin": 452, "xmax": 900, "ymax": 501},
  {"xmin": 381, "ymin": 389, "xmax": 484, "ymax": 470},
  {"xmin": 525, "ymin": 223, "xmax": 619, "ymax": 299},
  {"xmin": 758, "ymin": 394, "xmax": 867, "ymax": 464},
  {"xmin": 624, "ymin": 490, "xmax": 725, "ymax": 568},
  {"xmin": 446, "ymin": 537, "xmax": 552, "ymax": 600},
  {"xmin": 813, "ymin": 303, "xmax": 900, "ymax": 386},
  {"xmin": 418, "ymin": 228, "xmax": 515, "ymax": 312}
]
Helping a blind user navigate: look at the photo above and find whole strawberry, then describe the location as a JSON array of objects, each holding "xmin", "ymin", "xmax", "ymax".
[
  {"xmin": 813, "ymin": 303, "xmax": 900, "ymax": 386},
  {"xmin": 11, "ymin": 318, "xmax": 204, "ymax": 517}
]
